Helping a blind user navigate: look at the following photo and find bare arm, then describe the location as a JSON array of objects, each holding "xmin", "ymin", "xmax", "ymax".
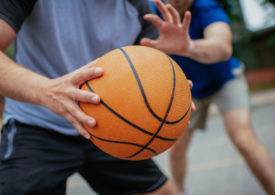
[
  {"xmin": 0, "ymin": 19, "xmax": 103, "ymax": 139},
  {"xmin": 0, "ymin": 19, "xmax": 45, "ymax": 104},
  {"xmin": 185, "ymin": 21, "xmax": 232, "ymax": 63},
  {"xmin": 140, "ymin": 0, "xmax": 232, "ymax": 64}
]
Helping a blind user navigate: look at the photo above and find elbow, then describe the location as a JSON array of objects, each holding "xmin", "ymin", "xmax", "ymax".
[{"xmin": 221, "ymin": 44, "xmax": 232, "ymax": 61}]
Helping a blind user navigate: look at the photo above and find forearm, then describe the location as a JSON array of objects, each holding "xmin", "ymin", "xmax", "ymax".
[
  {"xmin": 0, "ymin": 51, "xmax": 49, "ymax": 105},
  {"xmin": 183, "ymin": 37, "xmax": 232, "ymax": 64},
  {"xmin": 183, "ymin": 22, "xmax": 233, "ymax": 64}
]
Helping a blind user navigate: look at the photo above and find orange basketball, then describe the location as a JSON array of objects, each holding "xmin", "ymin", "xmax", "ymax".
[{"xmin": 79, "ymin": 45, "xmax": 191, "ymax": 161}]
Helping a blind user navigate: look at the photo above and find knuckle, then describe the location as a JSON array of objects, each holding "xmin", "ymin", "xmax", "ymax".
[
  {"xmin": 71, "ymin": 90, "xmax": 79, "ymax": 100},
  {"xmin": 55, "ymin": 105, "xmax": 67, "ymax": 117},
  {"xmin": 71, "ymin": 108, "xmax": 86, "ymax": 122},
  {"xmin": 64, "ymin": 115, "xmax": 74, "ymax": 124},
  {"xmin": 69, "ymin": 107, "xmax": 79, "ymax": 115},
  {"xmin": 82, "ymin": 91, "xmax": 92, "ymax": 101}
]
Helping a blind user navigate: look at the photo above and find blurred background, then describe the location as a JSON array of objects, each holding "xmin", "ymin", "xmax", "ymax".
[
  {"xmin": 217, "ymin": 0, "xmax": 275, "ymax": 91},
  {"xmin": 1, "ymin": 0, "xmax": 275, "ymax": 194}
]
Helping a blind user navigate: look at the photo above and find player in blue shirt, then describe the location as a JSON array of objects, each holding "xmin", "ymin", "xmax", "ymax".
[{"xmin": 143, "ymin": 0, "xmax": 275, "ymax": 194}]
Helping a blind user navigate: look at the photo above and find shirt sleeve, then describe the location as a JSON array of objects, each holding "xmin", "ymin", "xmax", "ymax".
[
  {"xmin": 128, "ymin": 0, "xmax": 159, "ymax": 44},
  {"xmin": 0, "ymin": 0, "xmax": 37, "ymax": 32},
  {"xmin": 199, "ymin": 2, "xmax": 230, "ymax": 31}
]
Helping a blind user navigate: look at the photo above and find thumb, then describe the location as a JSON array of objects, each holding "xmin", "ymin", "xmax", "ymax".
[{"xmin": 140, "ymin": 38, "xmax": 159, "ymax": 49}]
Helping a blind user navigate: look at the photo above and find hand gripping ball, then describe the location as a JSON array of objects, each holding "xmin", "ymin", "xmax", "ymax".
[{"xmin": 79, "ymin": 45, "xmax": 192, "ymax": 161}]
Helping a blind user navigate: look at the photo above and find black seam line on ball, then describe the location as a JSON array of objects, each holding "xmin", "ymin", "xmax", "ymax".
[
  {"xmin": 88, "ymin": 132, "xmax": 157, "ymax": 156},
  {"xmin": 85, "ymin": 82, "xmax": 177, "ymax": 142},
  {"xmin": 119, "ymin": 47, "xmax": 185, "ymax": 125},
  {"xmin": 122, "ymin": 56, "xmax": 177, "ymax": 160}
]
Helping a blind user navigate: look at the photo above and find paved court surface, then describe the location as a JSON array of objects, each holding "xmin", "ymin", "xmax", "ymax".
[{"xmin": 67, "ymin": 102, "xmax": 275, "ymax": 195}]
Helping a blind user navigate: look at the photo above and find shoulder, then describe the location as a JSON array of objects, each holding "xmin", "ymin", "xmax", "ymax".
[
  {"xmin": 127, "ymin": 0, "xmax": 159, "ymax": 42},
  {"xmin": 192, "ymin": 0, "xmax": 222, "ymax": 9},
  {"xmin": 0, "ymin": 0, "xmax": 37, "ymax": 32},
  {"xmin": 127, "ymin": 0, "xmax": 154, "ymax": 14},
  {"xmin": 191, "ymin": 0, "xmax": 230, "ymax": 30},
  {"xmin": 192, "ymin": 0, "xmax": 227, "ymax": 17}
]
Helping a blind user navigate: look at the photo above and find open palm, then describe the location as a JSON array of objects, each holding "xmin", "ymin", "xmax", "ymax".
[{"xmin": 141, "ymin": 0, "xmax": 192, "ymax": 56}]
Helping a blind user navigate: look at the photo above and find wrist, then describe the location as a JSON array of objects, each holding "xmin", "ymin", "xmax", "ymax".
[
  {"xmin": 180, "ymin": 40, "xmax": 196, "ymax": 58},
  {"xmin": 33, "ymin": 76, "xmax": 52, "ymax": 107}
]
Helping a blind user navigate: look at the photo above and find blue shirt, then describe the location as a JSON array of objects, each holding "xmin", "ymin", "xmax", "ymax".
[{"xmin": 152, "ymin": 0, "xmax": 241, "ymax": 99}]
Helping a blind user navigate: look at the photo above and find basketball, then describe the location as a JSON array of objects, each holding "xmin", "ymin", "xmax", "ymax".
[{"xmin": 79, "ymin": 45, "xmax": 192, "ymax": 161}]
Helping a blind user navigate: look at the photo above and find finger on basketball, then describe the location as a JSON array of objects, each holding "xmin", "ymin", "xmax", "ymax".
[
  {"xmin": 65, "ymin": 112, "xmax": 91, "ymax": 139},
  {"xmin": 188, "ymin": 80, "xmax": 193, "ymax": 88},
  {"xmin": 73, "ymin": 67, "xmax": 103, "ymax": 86},
  {"xmin": 74, "ymin": 89, "xmax": 100, "ymax": 104},
  {"xmin": 191, "ymin": 101, "xmax": 196, "ymax": 112},
  {"xmin": 68, "ymin": 102, "xmax": 97, "ymax": 129}
]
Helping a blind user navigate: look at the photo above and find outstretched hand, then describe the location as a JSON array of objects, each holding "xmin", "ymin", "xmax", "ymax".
[
  {"xmin": 42, "ymin": 60, "xmax": 103, "ymax": 139},
  {"xmin": 141, "ymin": 0, "xmax": 193, "ymax": 56}
]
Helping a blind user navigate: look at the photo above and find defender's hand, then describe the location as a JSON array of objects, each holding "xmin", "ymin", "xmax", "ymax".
[{"xmin": 141, "ymin": 0, "xmax": 193, "ymax": 56}]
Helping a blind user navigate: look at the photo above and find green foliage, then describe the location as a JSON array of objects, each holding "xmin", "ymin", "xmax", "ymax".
[
  {"xmin": 266, "ymin": 34, "xmax": 275, "ymax": 47},
  {"xmin": 263, "ymin": 0, "xmax": 275, "ymax": 5},
  {"xmin": 215, "ymin": 0, "xmax": 243, "ymax": 22}
]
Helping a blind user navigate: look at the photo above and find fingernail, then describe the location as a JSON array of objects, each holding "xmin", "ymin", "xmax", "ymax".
[
  {"xmin": 94, "ymin": 67, "xmax": 102, "ymax": 74},
  {"xmin": 92, "ymin": 95, "xmax": 100, "ymax": 103},
  {"xmin": 84, "ymin": 133, "xmax": 90, "ymax": 139},
  {"xmin": 87, "ymin": 119, "xmax": 96, "ymax": 127}
]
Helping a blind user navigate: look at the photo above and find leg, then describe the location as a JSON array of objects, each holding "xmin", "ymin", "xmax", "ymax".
[
  {"xmin": 224, "ymin": 108, "xmax": 275, "ymax": 195},
  {"xmin": 169, "ymin": 129, "xmax": 195, "ymax": 195},
  {"xmin": 168, "ymin": 97, "xmax": 210, "ymax": 194},
  {"xmin": 215, "ymin": 75, "xmax": 275, "ymax": 194}
]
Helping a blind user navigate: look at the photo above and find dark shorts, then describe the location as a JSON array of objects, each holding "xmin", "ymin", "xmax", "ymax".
[{"xmin": 0, "ymin": 119, "xmax": 167, "ymax": 195}]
